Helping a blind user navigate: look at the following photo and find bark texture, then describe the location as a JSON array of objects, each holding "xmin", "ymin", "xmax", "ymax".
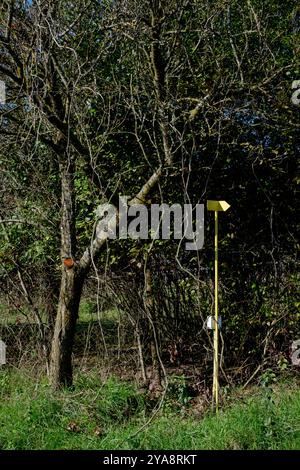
[{"xmin": 49, "ymin": 161, "xmax": 81, "ymax": 389}]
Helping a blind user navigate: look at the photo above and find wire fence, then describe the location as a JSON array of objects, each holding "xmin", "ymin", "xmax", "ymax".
[{"xmin": 0, "ymin": 320, "xmax": 128, "ymax": 367}]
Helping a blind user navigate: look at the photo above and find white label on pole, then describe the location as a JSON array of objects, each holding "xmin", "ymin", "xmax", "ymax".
[
  {"xmin": 206, "ymin": 316, "xmax": 222, "ymax": 330},
  {"xmin": 0, "ymin": 340, "xmax": 6, "ymax": 365},
  {"xmin": 207, "ymin": 316, "xmax": 214, "ymax": 330}
]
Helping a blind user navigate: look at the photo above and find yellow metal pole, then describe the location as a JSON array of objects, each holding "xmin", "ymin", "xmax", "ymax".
[
  {"xmin": 213, "ymin": 210, "xmax": 219, "ymax": 413},
  {"xmin": 207, "ymin": 200, "xmax": 230, "ymax": 413}
]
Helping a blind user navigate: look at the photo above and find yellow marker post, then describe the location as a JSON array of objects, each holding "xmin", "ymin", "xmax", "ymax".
[{"xmin": 207, "ymin": 200, "xmax": 230, "ymax": 412}]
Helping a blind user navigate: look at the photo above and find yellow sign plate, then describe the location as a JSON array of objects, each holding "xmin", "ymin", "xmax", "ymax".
[{"xmin": 207, "ymin": 200, "xmax": 230, "ymax": 212}]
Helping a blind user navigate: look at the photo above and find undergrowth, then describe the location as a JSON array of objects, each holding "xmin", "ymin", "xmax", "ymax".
[{"xmin": 0, "ymin": 368, "xmax": 299, "ymax": 450}]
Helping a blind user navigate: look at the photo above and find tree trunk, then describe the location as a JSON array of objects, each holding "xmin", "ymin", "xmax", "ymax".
[
  {"xmin": 49, "ymin": 160, "xmax": 83, "ymax": 390},
  {"xmin": 49, "ymin": 268, "xmax": 84, "ymax": 389}
]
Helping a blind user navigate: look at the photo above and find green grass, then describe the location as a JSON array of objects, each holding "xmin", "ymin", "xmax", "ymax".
[
  {"xmin": 0, "ymin": 299, "xmax": 119, "ymax": 325},
  {"xmin": 78, "ymin": 300, "xmax": 119, "ymax": 323},
  {"xmin": 0, "ymin": 303, "xmax": 39, "ymax": 325},
  {"xmin": 0, "ymin": 368, "xmax": 299, "ymax": 450}
]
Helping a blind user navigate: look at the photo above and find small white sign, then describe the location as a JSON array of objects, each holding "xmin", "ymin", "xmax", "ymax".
[
  {"xmin": 207, "ymin": 316, "xmax": 214, "ymax": 330},
  {"xmin": 0, "ymin": 340, "xmax": 6, "ymax": 365},
  {"xmin": 206, "ymin": 316, "xmax": 222, "ymax": 330}
]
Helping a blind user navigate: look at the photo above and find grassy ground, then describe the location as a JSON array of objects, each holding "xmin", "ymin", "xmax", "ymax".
[
  {"xmin": 0, "ymin": 300, "xmax": 118, "ymax": 324},
  {"xmin": 0, "ymin": 368, "xmax": 299, "ymax": 450}
]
